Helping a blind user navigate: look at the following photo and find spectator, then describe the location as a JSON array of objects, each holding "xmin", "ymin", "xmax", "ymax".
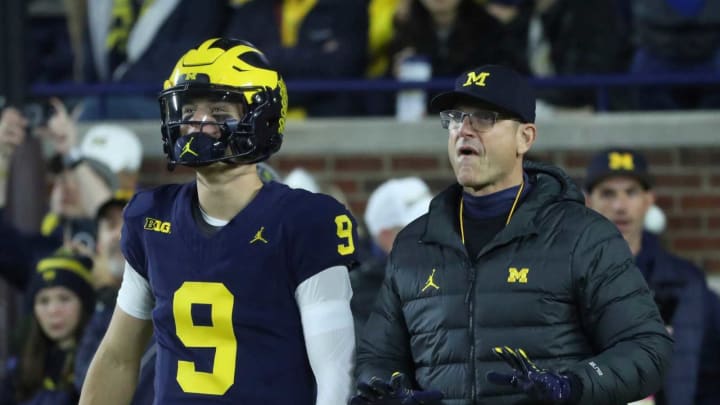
[
  {"xmin": 72, "ymin": 195, "xmax": 127, "ymax": 385},
  {"xmin": 630, "ymin": 0, "xmax": 720, "ymax": 110},
  {"xmin": 350, "ymin": 177, "xmax": 432, "ymax": 338},
  {"xmin": 483, "ymin": 0, "xmax": 534, "ymax": 74},
  {"xmin": 8, "ymin": 104, "xmax": 142, "ymax": 216},
  {"xmin": 526, "ymin": 0, "xmax": 631, "ymax": 109},
  {"xmin": 358, "ymin": 0, "xmax": 406, "ymax": 116},
  {"xmin": 366, "ymin": 0, "xmax": 404, "ymax": 81},
  {"xmin": 352, "ymin": 65, "xmax": 672, "ymax": 404},
  {"xmin": 79, "ymin": 124, "xmax": 143, "ymax": 199},
  {"xmin": 224, "ymin": 0, "xmax": 368, "ymax": 116},
  {"xmin": 0, "ymin": 103, "xmax": 117, "ymax": 290},
  {"xmin": 0, "ymin": 107, "xmax": 27, "ymax": 212},
  {"xmin": 0, "ymin": 107, "xmax": 42, "ymax": 290},
  {"xmin": 391, "ymin": 0, "xmax": 516, "ymax": 80},
  {"xmin": 0, "ymin": 250, "xmax": 95, "ymax": 405},
  {"xmin": 26, "ymin": 0, "xmax": 75, "ymax": 84},
  {"xmin": 585, "ymin": 148, "xmax": 720, "ymax": 405},
  {"xmin": 76, "ymin": 0, "xmax": 227, "ymax": 119},
  {"xmin": 40, "ymin": 99, "xmax": 118, "ymax": 253},
  {"xmin": 72, "ymin": 195, "xmax": 154, "ymax": 405}
]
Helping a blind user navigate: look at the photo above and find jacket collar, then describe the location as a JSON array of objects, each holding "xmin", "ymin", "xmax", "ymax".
[{"xmin": 420, "ymin": 161, "xmax": 583, "ymax": 255}]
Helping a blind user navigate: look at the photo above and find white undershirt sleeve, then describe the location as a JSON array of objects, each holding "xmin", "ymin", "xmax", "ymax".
[
  {"xmin": 295, "ymin": 266, "xmax": 356, "ymax": 405},
  {"xmin": 116, "ymin": 261, "xmax": 155, "ymax": 320}
]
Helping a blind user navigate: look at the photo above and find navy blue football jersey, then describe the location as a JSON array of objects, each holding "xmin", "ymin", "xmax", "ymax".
[{"xmin": 120, "ymin": 181, "xmax": 358, "ymax": 404}]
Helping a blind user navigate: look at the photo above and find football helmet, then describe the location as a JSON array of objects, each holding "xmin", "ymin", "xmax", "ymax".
[{"xmin": 158, "ymin": 38, "xmax": 288, "ymax": 169}]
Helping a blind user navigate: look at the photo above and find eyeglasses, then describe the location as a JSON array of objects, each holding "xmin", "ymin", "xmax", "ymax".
[{"xmin": 439, "ymin": 110, "xmax": 518, "ymax": 132}]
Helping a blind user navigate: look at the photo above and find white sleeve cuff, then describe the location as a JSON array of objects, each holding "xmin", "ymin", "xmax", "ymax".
[{"xmin": 116, "ymin": 262, "xmax": 155, "ymax": 320}]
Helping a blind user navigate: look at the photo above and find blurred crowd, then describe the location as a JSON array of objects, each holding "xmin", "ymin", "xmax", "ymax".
[{"xmin": 23, "ymin": 0, "xmax": 720, "ymax": 118}]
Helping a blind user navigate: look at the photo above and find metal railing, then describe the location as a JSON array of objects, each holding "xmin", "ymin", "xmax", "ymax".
[{"xmin": 29, "ymin": 72, "xmax": 720, "ymax": 113}]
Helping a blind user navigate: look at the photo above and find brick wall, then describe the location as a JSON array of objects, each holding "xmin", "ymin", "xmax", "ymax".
[{"xmin": 138, "ymin": 146, "xmax": 720, "ymax": 274}]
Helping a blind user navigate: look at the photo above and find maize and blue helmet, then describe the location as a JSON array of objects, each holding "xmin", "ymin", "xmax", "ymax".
[{"xmin": 158, "ymin": 38, "xmax": 288, "ymax": 169}]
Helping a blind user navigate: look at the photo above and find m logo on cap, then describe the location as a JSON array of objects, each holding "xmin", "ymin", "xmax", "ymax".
[
  {"xmin": 608, "ymin": 152, "xmax": 634, "ymax": 171},
  {"xmin": 463, "ymin": 71, "xmax": 490, "ymax": 87}
]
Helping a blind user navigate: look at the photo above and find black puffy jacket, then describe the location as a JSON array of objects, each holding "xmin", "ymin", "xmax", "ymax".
[{"xmin": 356, "ymin": 161, "xmax": 673, "ymax": 405}]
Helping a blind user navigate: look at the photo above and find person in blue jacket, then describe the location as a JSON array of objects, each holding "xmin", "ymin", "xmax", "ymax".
[
  {"xmin": 586, "ymin": 147, "xmax": 720, "ymax": 405},
  {"xmin": 80, "ymin": 0, "xmax": 228, "ymax": 119},
  {"xmin": 0, "ymin": 251, "xmax": 95, "ymax": 405}
]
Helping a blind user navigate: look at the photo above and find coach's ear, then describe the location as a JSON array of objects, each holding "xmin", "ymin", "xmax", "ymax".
[{"xmin": 516, "ymin": 123, "xmax": 536, "ymax": 156}]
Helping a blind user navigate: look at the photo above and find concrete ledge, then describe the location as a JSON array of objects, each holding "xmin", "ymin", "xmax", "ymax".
[{"xmin": 78, "ymin": 111, "xmax": 720, "ymax": 157}]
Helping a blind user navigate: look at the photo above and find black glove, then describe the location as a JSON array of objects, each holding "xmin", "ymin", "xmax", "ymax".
[
  {"xmin": 486, "ymin": 346, "xmax": 574, "ymax": 404},
  {"xmin": 349, "ymin": 372, "xmax": 444, "ymax": 405}
]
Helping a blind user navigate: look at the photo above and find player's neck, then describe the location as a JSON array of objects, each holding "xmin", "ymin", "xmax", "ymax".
[{"xmin": 195, "ymin": 164, "xmax": 263, "ymax": 221}]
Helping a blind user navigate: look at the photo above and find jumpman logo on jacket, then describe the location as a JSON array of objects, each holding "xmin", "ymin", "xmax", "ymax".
[
  {"xmin": 422, "ymin": 268, "xmax": 440, "ymax": 292},
  {"xmin": 250, "ymin": 226, "xmax": 268, "ymax": 244}
]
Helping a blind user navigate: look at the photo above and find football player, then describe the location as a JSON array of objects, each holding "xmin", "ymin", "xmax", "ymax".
[{"xmin": 79, "ymin": 38, "xmax": 358, "ymax": 405}]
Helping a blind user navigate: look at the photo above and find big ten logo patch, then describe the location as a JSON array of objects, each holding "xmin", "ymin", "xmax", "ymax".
[{"xmin": 144, "ymin": 217, "xmax": 171, "ymax": 234}]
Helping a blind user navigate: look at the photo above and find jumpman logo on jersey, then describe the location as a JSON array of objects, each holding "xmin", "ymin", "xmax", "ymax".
[
  {"xmin": 421, "ymin": 268, "xmax": 440, "ymax": 292},
  {"xmin": 250, "ymin": 226, "xmax": 268, "ymax": 244},
  {"xmin": 179, "ymin": 137, "xmax": 199, "ymax": 158}
]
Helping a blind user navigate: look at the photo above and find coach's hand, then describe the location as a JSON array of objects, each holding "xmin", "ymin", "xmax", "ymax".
[
  {"xmin": 350, "ymin": 372, "xmax": 443, "ymax": 405},
  {"xmin": 486, "ymin": 346, "xmax": 576, "ymax": 404}
]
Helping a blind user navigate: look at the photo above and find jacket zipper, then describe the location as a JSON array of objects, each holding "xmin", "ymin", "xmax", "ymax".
[{"xmin": 465, "ymin": 259, "xmax": 477, "ymax": 404}]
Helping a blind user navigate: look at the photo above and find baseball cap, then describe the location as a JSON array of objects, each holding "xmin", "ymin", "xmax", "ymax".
[
  {"xmin": 364, "ymin": 177, "xmax": 433, "ymax": 239},
  {"xmin": 430, "ymin": 65, "xmax": 536, "ymax": 123},
  {"xmin": 28, "ymin": 250, "xmax": 95, "ymax": 317},
  {"xmin": 46, "ymin": 152, "xmax": 119, "ymax": 193},
  {"xmin": 84, "ymin": 157, "xmax": 119, "ymax": 191},
  {"xmin": 584, "ymin": 148, "xmax": 653, "ymax": 192},
  {"xmin": 80, "ymin": 124, "xmax": 143, "ymax": 173}
]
